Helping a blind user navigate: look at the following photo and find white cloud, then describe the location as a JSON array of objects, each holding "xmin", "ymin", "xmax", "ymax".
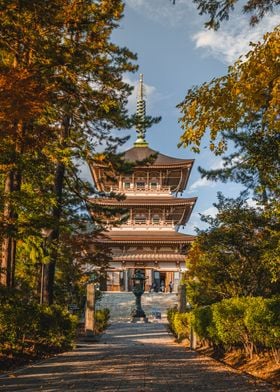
[
  {"xmin": 211, "ymin": 158, "xmax": 224, "ymax": 170},
  {"xmin": 125, "ymin": 0, "xmax": 197, "ymax": 28},
  {"xmin": 246, "ymin": 198, "xmax": 258, "ymax": 208},
  {"xmin": 185, "ymin": 205, "xmax": 217, "ymax": 233},
  {"xmin": 193, "ymin": 14, "xmax": 280, "ymax": 63},
  {"xmin": 189, "ymin": 158, "xmax": 224, "ymax": 191},
  {"xmin": 201, "ymin": 206, "xmax": 217, "ymax": 217},
  {"xmin": 189, "ymin": 176, "xmax": 215, "ymax": 191}
]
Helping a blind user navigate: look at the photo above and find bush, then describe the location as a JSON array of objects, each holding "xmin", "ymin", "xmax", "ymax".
[
  {"xmin": 211, "ymin": 298, "xmax": 250, "ymax": 354},
  {"xmin": 191, "ymin": 306, "xmax": 213, "ymax": 345},
  {"xmin": 167, "ymin": 306, "xmax": 190, "ymax": 342},
  {"xmin": 245, "ymin": 297, "xmax": 280, "ymax": 362},
  {"xmin": 167, "ymin": 306, "xmax": 178, "ymax": 335},
  {"xmin": 35, "ymin": 305, "xmax": 78, "ymax": 351},
  {"xmin": 0, "ymin": 295, "xmax": 78, "ymax": 356},
  {"xmin": 95, "ymin": 308, "xmax": 110, "ymax": 333},
  {"xmin": 190, "ymin": 296, "xmax": 280, "ymax": 361},
  {"xmin": 173, "ymin": 312, "xmax": 190, "ymax": 342}
]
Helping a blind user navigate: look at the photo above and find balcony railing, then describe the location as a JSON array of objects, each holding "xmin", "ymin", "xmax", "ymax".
[
  {"xmin": 125, "ymin": 219, "xmax": 175, "ymax": 227},
  {"xmin": 109, "ymin": 185, "xmax": 171, "ymax": 192}
]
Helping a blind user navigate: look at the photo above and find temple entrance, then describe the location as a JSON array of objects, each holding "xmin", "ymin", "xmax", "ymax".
[
  {"xmin": 152, "ymin": 271, "xmax": 174, "ymax": 293},
  {"xmin": 105, "ymin": 269, "xmax": 178, "ymax": 292},
  {"xmin": 152, "ymin": 271, "xmax": 166, "ymax": 292},
  {"xmin": 159, "ymin": 272, "xmax": 166, "ymax": 292}
]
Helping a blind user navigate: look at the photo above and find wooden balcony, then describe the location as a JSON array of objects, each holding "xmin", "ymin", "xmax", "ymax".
[
  {"xmin": 109, "ymin": 185, "xmax": 171, "ymax": 193},
  {"xmin": 125, "ymin": 219, "xmax": 175, "ymax": 227}
]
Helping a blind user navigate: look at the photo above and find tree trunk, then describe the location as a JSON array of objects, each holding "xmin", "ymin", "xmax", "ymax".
[
  {"xmin": 42, "ymin": 117, "xmax": 70, "ymax": 305},
  {"xmin": 1, "ymin": 171, "xmax": 17, "ymax": 287},
  {"xmin": 42, "ymin": 162, "xmax": 65, "ymax": 305}
]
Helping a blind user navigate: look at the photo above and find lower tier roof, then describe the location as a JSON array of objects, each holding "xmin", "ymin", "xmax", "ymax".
[
  {"xmin": 97, "ymin": 231, "xmax": 195, "ymax": 244},
  {"xmin": 113, "ymin": 254, "xmax": 186, "ymax": 262}
]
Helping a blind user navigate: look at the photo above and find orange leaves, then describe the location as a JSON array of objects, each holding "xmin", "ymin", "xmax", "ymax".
[{"xmin": 0, "ymin": 68, "xmax": 47, "ymax": 125}]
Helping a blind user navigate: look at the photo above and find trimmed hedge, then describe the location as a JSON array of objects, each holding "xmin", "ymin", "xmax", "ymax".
[
  {"xmin": 167, "ymin": 306, "xmax": 190, "ymax": 342},
  {"xmin": 167, "ymin": 297, "xmax": 280, "ymax": 362},
  {"xmin": 194, "ymin": 297, "xmax": 280, "ymax": 361}
]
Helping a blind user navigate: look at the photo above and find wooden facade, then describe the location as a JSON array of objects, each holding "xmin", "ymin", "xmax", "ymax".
[{"xmin": 90, "ymin": 145, "xmax": 196, "ymax": 293}]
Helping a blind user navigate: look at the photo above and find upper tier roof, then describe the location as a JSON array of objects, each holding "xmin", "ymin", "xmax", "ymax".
[
  {"xmin": 123, "ymin": 146, "xmax": 193, "ymax": 167},
  {"xmin": 92, "ymin": 196, "xmax": 197, "ymax": 206}
]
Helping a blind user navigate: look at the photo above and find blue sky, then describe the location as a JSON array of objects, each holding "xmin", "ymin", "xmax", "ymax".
[{"xmin": 84, "ymin": 1, "xmax": 279, "ymax": 234}]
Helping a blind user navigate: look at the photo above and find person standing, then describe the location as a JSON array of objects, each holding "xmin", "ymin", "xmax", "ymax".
[{"xmin": 169, "ymin": 281, "xmax": 173, "ymax": 293}]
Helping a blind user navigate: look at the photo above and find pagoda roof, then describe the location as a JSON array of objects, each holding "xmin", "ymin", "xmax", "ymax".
[
  {"xmin": 123, "ymin": 146, "xmax": 193, "ymax": 168},
  {"xmin": 97, "ymin": 231, "xmax": 195, "ymax": 244},
  {"xmin": 113, "ymin": 254, "xmax": 187, "ymax": 262},
  {"xmin": 93, "ymin": 196, "xmax": 197, "ymax": 207}
]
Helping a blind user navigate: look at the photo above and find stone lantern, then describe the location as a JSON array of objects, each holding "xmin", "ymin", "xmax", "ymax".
[{"xmin": 131, "ymin": 269, "xmax": 147, "ymax": 322}]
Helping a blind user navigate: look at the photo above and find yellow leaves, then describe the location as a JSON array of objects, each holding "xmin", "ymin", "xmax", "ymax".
[
  {"xmin": 188, "ymin": 100, "xmax": 197, "ymax": 119},
  {"xmin": 178, "ymin": 26, "xmax": 280, "ymax": 154}
]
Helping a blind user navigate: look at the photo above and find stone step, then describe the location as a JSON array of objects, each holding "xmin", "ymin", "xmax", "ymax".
[{"xmin": 96, "ymin": 292, "xmax": 178, "ymax": 320}]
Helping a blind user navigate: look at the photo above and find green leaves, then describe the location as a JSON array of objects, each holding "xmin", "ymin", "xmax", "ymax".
[
  {"xmin": 186, "ymin": 193, "xmax": 279, "ymax": 306},
  {"xmin": 192, "ymin": 1, "xmax": 280, "ymax": 29},
  {"xmin": 0, "ymin": 1, "xmax": 138, "ymax": 298}
]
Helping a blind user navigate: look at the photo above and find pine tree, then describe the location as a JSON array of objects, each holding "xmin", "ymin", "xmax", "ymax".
[{"xmin": 0, "ymin": 1, "xmax": 138, "ymax": 303}]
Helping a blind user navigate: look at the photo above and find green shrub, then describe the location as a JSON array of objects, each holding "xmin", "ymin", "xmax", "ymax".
[
  {"xmin": 36, "ymin": 305, "xmax": 78, "ymax": 351},
  {"xmin": 211, "ymin": 296, "xmax": 279, "ymax": 359},
  {"xmin": 0, "ymin": 297, "xmax": 78, "ymax": 356},
  {"xmin": 211, "ymin": 297, "xmax": 254, "ymax": 355},
  {"xmin": 167, "ymin": 306, "xmax": 178, "ymax": 335},
  {"xmin": 191, "ymin": 306, "xmax": 213, "ymax": 345},
  {"xmin": 173, "ymin": 312, "xmax": 190, "ymax": 342},
  {"xmin": 95, "ymin": 308, "xmax": 110, "ymax": 333},
  {"xmin": 244, "ymin": 297, "xmax": 280, "ymax": 361},
  {"xmin": 169, "ymin": 297, "xmax": 280, "ymax": 361},
  {"xmin": 167, "ymin": 306, "xmax": 190, "ymax": 342}
]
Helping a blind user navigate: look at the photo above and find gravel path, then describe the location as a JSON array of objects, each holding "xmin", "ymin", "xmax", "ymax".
[{"xmin": 0, "ymin": 321, "xmax": 276, "ymax": 391}]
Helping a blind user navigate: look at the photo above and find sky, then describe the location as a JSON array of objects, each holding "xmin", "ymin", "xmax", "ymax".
[{"xmin": 88, "ymin": 1, "xmax": 280, "ymax": 234}]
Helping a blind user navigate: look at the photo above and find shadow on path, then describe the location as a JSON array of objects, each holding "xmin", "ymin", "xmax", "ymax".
[{"xmin": 0, "ymin": 321, "xmax": 276, "ymax": 392}]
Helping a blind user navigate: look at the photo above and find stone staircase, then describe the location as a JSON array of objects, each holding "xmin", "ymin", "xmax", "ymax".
[{"xmin": 96, "ymin": 292, "xmax": 178, "ymax": 320}]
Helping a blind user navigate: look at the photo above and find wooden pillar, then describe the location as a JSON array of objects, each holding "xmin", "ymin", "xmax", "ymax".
[
  {"xmin": 85, "ymin": 283, "xmax": 95, "ymax": 336},
  {"xmin": 124, "ymin": 269, "xmax": 128, "ymax": 291},
  {"xmin": 145, "ymin": 269, "xmax": 152, "ymax": 291}
]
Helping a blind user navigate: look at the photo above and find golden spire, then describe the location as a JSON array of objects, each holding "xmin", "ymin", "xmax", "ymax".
[{"xmin": 134, "ymin": 74, "xmax": 148, "ymax": 147}]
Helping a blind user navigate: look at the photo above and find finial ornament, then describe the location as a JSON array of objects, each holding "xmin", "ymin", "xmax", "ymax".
[{"xmin": 134, "ymin": 73, "xmax": 148, "ymax": 147}]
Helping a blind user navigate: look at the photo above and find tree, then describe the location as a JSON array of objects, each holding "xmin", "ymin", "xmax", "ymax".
[
  {"xmin": 0, "ymin": 0, "xmax": 60, "ymax": 287},
  {"xmin": 186, "ymin": 193, "xmax": 279, "ymax": 306},
  {"xmin": 171, "ymin": 1, "xmax": 280, "ymax": 29},
  {"xmin": 0, "ymin": 0, "xmax": 138, "ymax": 303},
  {"xmin": 178, "ymin": 27, "xmax": 280, "ymax": 206}
]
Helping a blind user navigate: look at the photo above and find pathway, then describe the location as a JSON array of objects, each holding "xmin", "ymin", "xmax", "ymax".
[{"xmin": 0, "ymin": 321, "xmax": 276, "ymax": 391}]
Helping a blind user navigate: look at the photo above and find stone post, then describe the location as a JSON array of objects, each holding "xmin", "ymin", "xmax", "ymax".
[
  {"xmin": 85, "ymin": 282, "xmax": 95, "ymax": 336},
  {"xmin": 178, "ymin": 284, "xmax": 187, "ymax": 313},
  {"xmin": 190, "ymin": 326, "xmax": 197, "ymax": 350}
]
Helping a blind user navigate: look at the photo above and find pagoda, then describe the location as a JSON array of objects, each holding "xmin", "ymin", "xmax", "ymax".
[{"xmin": 90, "ymin": 75, "xmax": 196, "ymax": 293}]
